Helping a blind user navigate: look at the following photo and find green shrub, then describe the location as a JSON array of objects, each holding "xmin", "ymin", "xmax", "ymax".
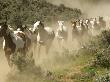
[
  {"xmin": 94, "ymin": 47, "xmax": 110, "ymax": 69},
  {"xmin": 95, "ymin": 73, "xmax": 110, "ymax": 82},
  {"xmin": 86, "ymin": 30, "xmax": 110, "ymax": 69}
]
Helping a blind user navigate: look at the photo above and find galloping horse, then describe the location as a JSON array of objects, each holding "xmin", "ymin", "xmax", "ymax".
[
  {"xmin": 85, "ymin": 19, "xmax": 92, "ymax": 35},
  {"xmin": 98, "ymin": 16, "xmax": 106, "ymax": 29},
  {"xmin": 32, "ymin": 21, "xmax": 55, "ymax": 56},
  {"xmin": 71, "ymin": 21, "xmax": 79, "ymax": 41},
  {"xmin": 0, "ymin": 22, "xmax": 31, "ymax": 67},
  {"xmin": 56, "ymin": 21, "xmax": 68, "ymax": 47},
  {"xmin": 17, "ymin": 25, "xmax": 37, "ymax": 43},
  {"xmin": 71, "ymin": 20, "xmax": 88, "ymax": 47}
]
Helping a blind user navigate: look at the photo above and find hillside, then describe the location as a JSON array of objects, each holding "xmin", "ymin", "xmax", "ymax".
[{"xmin": 0, "ymin": 0, "xmax": 82, "ymax": 26}]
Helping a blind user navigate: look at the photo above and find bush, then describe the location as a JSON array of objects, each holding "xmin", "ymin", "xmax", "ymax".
[
  {"xmin": 94, "ymin": 47, "xmax": 110, "ymax": 69},
  {"xmin": 95, "ymin": 73, "xmax": 110, "ymax": 82},
  {"xmin": 11, "ymin": 52, "xmax": 35, "ymax": 71},
  {"xmin": 86, "ymin": 30, "xmax": 110, "ymax": 69},
  {"xmin": 72, "ymin": 30, "xmax": 110, "ymax": 82}
]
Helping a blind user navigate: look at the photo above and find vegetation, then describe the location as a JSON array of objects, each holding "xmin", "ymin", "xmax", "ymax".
[
  {"xmin": 90, "ymin": 30, "xmax": 110, "ymax": 69},
  {"xmin": 40, "ymin": 30, "xmax": 110, "ymax": 82},
  {"xmin": 68, "ymin": 30, "xmax": 110, "ymax": 82},
  {"xmin": 0, "ymin": 0, "xmax": 82, "ymax": 26}
]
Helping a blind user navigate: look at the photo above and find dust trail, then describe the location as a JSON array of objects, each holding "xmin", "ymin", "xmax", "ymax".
[{"xmin": 0, "ymin": 50, "xmax": 10, "ymax": 82}]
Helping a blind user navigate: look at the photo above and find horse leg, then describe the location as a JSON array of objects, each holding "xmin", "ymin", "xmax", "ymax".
[
  {"xmin": 45, "ymin": 45, "xmax": 51, "ymax": 54},
  {"xmin": 37, "ymin": 44, "xmax": 41, "ymax": 58},
  {"xmin": 33, "ymin": 43, "xmax": 36, "ymax": 55},
  {"xmin": 60, "ymin": 39, "xmax": 65, "ymax": 49},
  {"xmin": 5, "ymin": 51, "xmax": 12, "ymax": 67},
  {"xmin": 45, "ymin": 40, "xmax": 53, "ymax": 54},
  {"xmin": 58, "ymin": 39, "xmax": 63, "ymax": 49}
]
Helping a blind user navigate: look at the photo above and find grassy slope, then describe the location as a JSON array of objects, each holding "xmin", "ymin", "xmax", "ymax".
[{"xmin": 36, "ymin": 48, "xmax": 94, "ymax": 82}]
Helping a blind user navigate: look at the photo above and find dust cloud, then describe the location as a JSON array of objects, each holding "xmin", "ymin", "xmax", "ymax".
[
  {"xmin": 46, "ymin": 0, "xmax": 110, "ymax": 17},
  {"xmin": 0, "ymin": 50, "xmax": 10, "ymax": 82}
]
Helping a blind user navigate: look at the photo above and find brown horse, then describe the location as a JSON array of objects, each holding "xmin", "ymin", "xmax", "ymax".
[
  {"xmin": 32, "ymin": 21, "xmax": 55, "ymax": 56},
  {"xmin": 0, "ymin": 22, "xmax": 31, "ymax": 67},
  {"xmin": 71, "ymin": 21, "xmax": 79, "ymax": 41}
]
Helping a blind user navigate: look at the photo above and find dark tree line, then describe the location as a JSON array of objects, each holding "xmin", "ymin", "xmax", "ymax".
[{"xmin": 0, "ymin": 0, "xmax": 82, "ymax": 26}]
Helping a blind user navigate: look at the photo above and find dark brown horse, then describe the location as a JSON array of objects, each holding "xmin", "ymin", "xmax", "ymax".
[{"xmin": 0, "ymin": 22, "xmax": 31, "ymax": 67}]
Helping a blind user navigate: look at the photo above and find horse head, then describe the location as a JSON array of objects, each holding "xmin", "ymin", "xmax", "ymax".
[
  {"xmin": 0, "ymin": 22, "xmax": 8, "ymax": 37},
  {"xmin": 71, "ymin": 21, "xmax": 77, "ymax": 28},
  {"xmin": 58, "ymin": 21, "xmax": 64, "ymax": 27},
  {"xmin": 32, "ymin": 21, "xmax": 44, "ymax": 33}
]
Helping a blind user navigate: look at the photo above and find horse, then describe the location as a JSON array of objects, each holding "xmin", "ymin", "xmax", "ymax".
[
  {"xmin": 17, "ymin": 24, "xmax": 38, "ymax": 58},
  {"xmin": 71, "ymin": 21, "xmax": 80, "ymax": 41},
  {"xmin": 32, "ymin": 21, "xmax": 55, "ymax": 56},
  {"xmin": 98, "ymin": 16, "xmax": 106, "ymax": 30},
  {"xmin": 17, "ymin": 25, "xmax": 37, "ymax": 43},
  {"xmin": 0, "ymin": 22, "xmax": 31, "ymax": 67},
  {"xmin": 71, "ymin": 20, "xmax": 88, "ymax": 47},
  {"xmin": 79, "ymin": 20, "xmax": 88, "ymax": 36},
  {"xmin": 56, "ymin": 21, "xmax": 68, "ymax": 48}
]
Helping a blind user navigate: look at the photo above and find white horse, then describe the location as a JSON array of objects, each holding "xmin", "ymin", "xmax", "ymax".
[
  {"xmin": 88, "ymin": 18, "xmax": 99, "ymax": 36},
  {"xmin": 32, "ymin": 21, "xmax": 55, "ymax": 56},
  {"xmin": 56, "ymin": 21, "xmax": 68, "ymax": 47}
]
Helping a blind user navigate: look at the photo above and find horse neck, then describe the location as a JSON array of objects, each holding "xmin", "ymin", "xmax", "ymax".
[
  {"xmin": 72, "ymin": 24, "xmax": 77, "ymax": 30},
  {"xmin": 24, "ymin": 29, "xmax": 29, "ymax": 34},
  {"xmin": 86, "ymin": 20, "xmax": 89, "ymax": 25},
  {"xmin": 59, "ymin": 25, "xmax": 64, "ymax": 31},
  {"xmin": 88, "ymin": 21, "xmax": 91, "ymax": 25},
  {"xmin": 3, "ymin": 28, "xmax": 16, "ymax": 53},
  {"xmin": 4, "ymin": 33, "xmax": 11, "ymax": 41},
  {"xmin": 38, "ymin": 28, "xmax": 47, "ymax": 36},
  {"xmin": 3, "ymin": 28, "xmax": 14, "ymax": 44},
  {"xmin": 79, "ymin": 23, "xmax": 82, "ymax": 27}
]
